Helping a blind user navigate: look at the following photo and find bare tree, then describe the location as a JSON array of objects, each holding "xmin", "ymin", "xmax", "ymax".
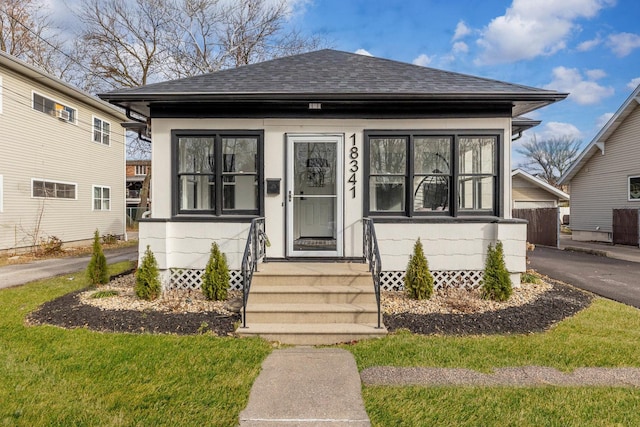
[
  {"xmin": 516, "ymin": 135, "xmax": 582, "ymax": 188},
  {"xmin": 0, "ymin": 0, "xmax": 71, "ymax": 76}
]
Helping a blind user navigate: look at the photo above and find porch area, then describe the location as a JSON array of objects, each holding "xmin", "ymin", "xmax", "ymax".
[{"xmin": 237, "ymin": 262, "xmax": 387, "ymax": 345}]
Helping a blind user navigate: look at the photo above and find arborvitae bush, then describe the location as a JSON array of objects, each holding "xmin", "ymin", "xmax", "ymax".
[
  {"xmin": 86, "ymin": 229, "xmax": 109, "ymax": 286},
  {"xmin": 404, "ymin": 238, "xmax": 434, "ymax": 300},
  {"xmin": 201, "ymin": 242, "xmax": 230, "ymax": 301},
  {"xmin": 481, "ymin": 240, "xmax": 513, "ymax": 302},
  {"xmin": 135, "ymin": 245, "xmax": 161, "ymax": 301}
]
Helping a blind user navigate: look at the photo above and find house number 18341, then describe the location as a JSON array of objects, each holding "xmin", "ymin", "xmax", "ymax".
[{"xmin": 348, "ymin": 134, "xmax": 358, "ymax": 198}]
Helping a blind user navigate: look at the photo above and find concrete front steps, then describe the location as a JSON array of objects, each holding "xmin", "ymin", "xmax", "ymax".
[{"xmin": 237, "ymin": 262, "xmax": 387, "ymax": 345}]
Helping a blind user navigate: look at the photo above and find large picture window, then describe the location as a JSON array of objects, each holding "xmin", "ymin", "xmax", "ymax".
[
  {"xmin": 173, "ymin": 131, "xmax": 263, "ymax": 216},
  {"xmin": 366, "ymin": 131, "xmax": 499, "ymax": 217}
]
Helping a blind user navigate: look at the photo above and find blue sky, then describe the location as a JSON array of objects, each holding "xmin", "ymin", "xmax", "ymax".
[{"xmin": 290, "ymin": 0, "xmax": 640, "ymax": 164}]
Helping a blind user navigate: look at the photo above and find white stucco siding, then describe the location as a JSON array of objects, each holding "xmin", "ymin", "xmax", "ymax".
[
  {"xmin": 140, "ymin": 220, "xmax": 250, "ymax": 270},
  {"xmin": 374, "ymin": 221, "xmax": 526, "ymax": 274},
  {"xmin": 570, "ymin": 105, "xmax": 640, "ymax": 236}
]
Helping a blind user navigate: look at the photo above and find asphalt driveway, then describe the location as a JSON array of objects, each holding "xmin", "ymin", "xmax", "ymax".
[
  {"xmin": 529, "ymin": 246, "xmax": 640, "ymax": 309},
  {"xmin": 0, "ymin": 246, "xmax": 138, "ymax": 290}
]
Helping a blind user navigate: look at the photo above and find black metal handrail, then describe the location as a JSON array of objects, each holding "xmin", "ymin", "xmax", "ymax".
[
  {"xmin": 241, "ymin": 217, "xmax": 266, "ymax": 328},
  {"xmin": 363, "ymin": 218, "xmax": 382, "ymax": 329}
]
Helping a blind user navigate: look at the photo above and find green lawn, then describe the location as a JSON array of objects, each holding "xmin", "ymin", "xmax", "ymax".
[
  {"xmin": 0, "ymin": 262, "xmax": 272, "ymax": 427},
  {"xmin": 343, "ymin": 298, "xmax": 640, "ymax": 426}
]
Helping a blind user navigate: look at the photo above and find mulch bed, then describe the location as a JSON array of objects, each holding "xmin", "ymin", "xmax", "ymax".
[
  {"xmin": 384, "ymin": 281, "xmax": 593, "ymax": 335},
  {"xmin": 27, "ymin": 289, "xmax": 240, "ymax": 336},
  {"xmin": 27, "ymin": 280, "xmax": 593, "ymax": 337}
]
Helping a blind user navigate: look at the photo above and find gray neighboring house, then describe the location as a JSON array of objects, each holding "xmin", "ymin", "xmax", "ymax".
[
  {"xmin": 0, "ymin": 51, "xmax": 127, "ymax": 253},
  {"xmin": 559, "ymin": 84, "xmax": 640, "ymax": 242},
  {"xmin": 100, "ymin": 49, "xmax": 566, "ymax": 289}
]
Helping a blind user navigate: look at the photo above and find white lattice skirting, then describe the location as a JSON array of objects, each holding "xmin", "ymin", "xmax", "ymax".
[
  {"xmin": 168, "ymin": 268, "xmax": 482, "ymax": 292},
  {"xmin": 381, "ymin": 270, "xmax": 484, "ymax": 291},
  {"xmin": 168, "ymin": 269, "xmax": 243, "ymax": 291}
]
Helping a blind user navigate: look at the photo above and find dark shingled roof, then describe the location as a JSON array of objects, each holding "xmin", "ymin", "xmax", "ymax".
[{"xmin": 100, "ymin": 49, "xmax": 566, "ymax": 117}]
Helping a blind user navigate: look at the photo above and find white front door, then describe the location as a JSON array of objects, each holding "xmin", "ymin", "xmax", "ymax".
[{"xmin": 286, "ymin": 134, "xmax": 344, "ymax": 256}]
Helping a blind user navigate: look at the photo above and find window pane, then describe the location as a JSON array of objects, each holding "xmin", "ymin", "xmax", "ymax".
[
  {"xmin": 44, "ymin": 182, "xmax": 55, "ymax": 197},
  {"xmin": 33, "ymin": 181, "xmax": 44, "ymax": 197},
  {"xmin": 370, "ymin": 138, "xmax": 406, "ymax": 174},
  {"xmin": 178, "ymin": 137, "xmax": 214, "ymax": 173},
  {"xmin": 94, "ymin": 117, "xmax": 101, "ymax": 131},
  {"xmin": 103, "ymin": 187, "xmax": 110, "ymax": 199},
  {"xmin": 458, "ymin": 176, "xmax": 494, "ymax": 211},
  {"xmin": 223, "ymin": 176, "xmax": 258, "ymax": 210},
  {"xmin": 222, "ymin": 138, "xmax": 257, "ymax": 173},
  {"xmin": 413, "ymin": 176, "xmax": 449, "ymax": 212},
  {"xmin": 94, "ymin": 187, "xmax": 101, "ymax": 199},
  {"xmin": 630, "ymin": 177, "xmax": 640, "ymax": 199},
  {"xmin": 414, "ymin": 137, "xmax": 451, "ymax": 174},
  {"xmin": 94, "ymin": 199, "xmax": 101, "ymax": 210},
  {"xmin": 369, "ymin": 176, "xmax": 405, "ymax": 211},
  {"xmin": 103, "ymin": 200, "xmax": 110, "ymax": 210},
  {"xmin": 179, "ymin": 175, "xmax": 215, "ymax": 210},
  {"xmin": 459, "ymin": 137, "xmax": 495, "ymax": 174}
]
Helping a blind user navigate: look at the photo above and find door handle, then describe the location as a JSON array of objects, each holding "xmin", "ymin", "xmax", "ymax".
[{"xmin": 288, "ymin": 190, "xmax": 292, "ymax": 202}]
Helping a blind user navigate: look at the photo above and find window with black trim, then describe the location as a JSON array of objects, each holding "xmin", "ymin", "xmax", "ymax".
[
  {"xmin": 173, "ymin": 131, "xmax": 263, "ymax": 216},
  {"xmin": 366, "ymin": 131, "xmax": 499, "ymax": 217}
]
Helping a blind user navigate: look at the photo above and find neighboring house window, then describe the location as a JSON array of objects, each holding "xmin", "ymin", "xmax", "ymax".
[
  {"xmin": 93, "ymin": 117, "xmax": 110, "ymax": 145},
  {"xmin": 93, "ymin": 185, "xmax": 111, "ymax": 210},
  {"xmin": 173, "ymin": 130, "xmax": 263, "ymax": 216},
  {"xmin": 365, "ymin": 131, "xmax": 499, "ymax": 217},
  {"xmin": 135, "ymin": 164, "xmax": 149, "ymax": 175},
  {"xmin": 32, "ymin": 92, "xmax": 76, "ymax": 122},
  {"xmin": 628, "ymin": 176, "xmax": 640, "ymax": 201},
  {"xmin": 32, "ymin": 179, "xmax": 76, "ymax": 199}
]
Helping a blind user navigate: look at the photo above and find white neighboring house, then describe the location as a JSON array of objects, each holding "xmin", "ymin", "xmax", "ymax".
[
  {"xmin": 559, "ymin": 84, "xmax": 640, "ymax": 242},
  {"xmin": 100, "ymin": 49, "xmax": 566, "ymax": 289},
  {"xmin": 511, "ymin": 169, "xmax": 570, "ymax": 209},
  {"xmin": 0, "ymin": 51, "xmax": 127, "ymax": 253}
]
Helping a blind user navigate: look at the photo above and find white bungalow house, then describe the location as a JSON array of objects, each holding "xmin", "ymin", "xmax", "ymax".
[
  {"xmin": 100, "ymin": 50, "xmax": 566, "ymax": 342},
  {"xmin": 559, "ymin": 84, "xmax": 640, "ymax": 244},
  {"xmin": 0, "ymin": 51, "xmax": 127, "ymax": 253}
]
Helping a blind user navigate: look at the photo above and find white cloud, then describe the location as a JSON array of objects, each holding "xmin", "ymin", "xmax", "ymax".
[
  {"xmin": 627, "ymin": 77, "xmax": 640, "ymax": 90},
  {"xmin": 544, "ymin": 66, "xmax": 614, "ymax": 105},
  {"xmin": 476, "ymin": 0, "xmax": 615, "ymax": 64},
  {"xmin": 596, "ymin": 112, "xmax": 614, "ymax": 129},
  {"xmin": 453, "ymin": 21, "xmax": 471, "ymax": 41},
  {"xmin": 607, "ymin": 32, "xmax": 640, "ymax": 57},
  {"xmin": 518, "ymin": 122, "xmax": 582, "ymax": 147},
  {"xmin": 412, "ymin": 54, "xmax": 433, "ymax": 67},
  {"xmin": 577, "ymin": 36, "xmax": 601, "ymax": 51},
  {"xmin": 354, "ymin": 49, "xmax": 373, "ymax": 57},
  {"xmin": 585, "ymin": 69, "xmax": 606, "ymax": 80},
  {"xmin": 452, "ymin": 41, "xmax": 469, "ymax": 54}
]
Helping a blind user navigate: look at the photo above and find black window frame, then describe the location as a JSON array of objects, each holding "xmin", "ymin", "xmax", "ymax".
[
  {"xmin": 171, "ymin": 130, "xmax": 264, "ymax": 218},
  {"xmin": 364, "ymin": 130, "xmax": 502, "ymax": 218}
]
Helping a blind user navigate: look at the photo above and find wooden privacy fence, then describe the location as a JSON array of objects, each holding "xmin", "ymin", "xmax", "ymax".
[
  {"xmin": 512, "ymin": 208, "xmax": 559, "ymax": 248},
  {"xmin": 612, "ymin": 208, "xmax": 640, "ymax": 246}
]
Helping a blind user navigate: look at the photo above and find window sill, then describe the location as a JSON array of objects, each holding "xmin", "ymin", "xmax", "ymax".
[
  {"xmin": 369, "ymin": 216, "xmax": 526, "ymax": 224},
  {"xmin": 142, "ymin": 215, "xmax": 260, "ymax": 223}
]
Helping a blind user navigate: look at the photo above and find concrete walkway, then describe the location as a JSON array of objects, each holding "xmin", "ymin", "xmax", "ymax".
[
  {"xmin": 559, "ymin": 233, "xmax": 640, "ymax": 263},
  {"xmin": 361, "ymin": 366, "xmax": 640, "ymax": 387},
  {"xmin": 239, "ymin": 348, "xmax": 371, "ymax": 426},
  {"xmin": 0, "ymin": 246, "xmax": 138, "ymax": 290}
]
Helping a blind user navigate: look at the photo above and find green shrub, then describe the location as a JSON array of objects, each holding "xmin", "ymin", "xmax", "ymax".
[
  {"xmin": 86, "ymin": 230, "xmax": 109, "ymax": 286},
  {"xmin": 201, "ymin": 242, "xmax": 230, "ymax": 301},
  {"xmin": 404, "ymin": 238, "xmax": 434, "ymax": 300},
  {"xmin": 481, "ymin": 240, "xmax": 513, "ymax": 301},
  {"xmin": 135, "ymin": 245, "xmax": 161, "ymax": 301}
]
